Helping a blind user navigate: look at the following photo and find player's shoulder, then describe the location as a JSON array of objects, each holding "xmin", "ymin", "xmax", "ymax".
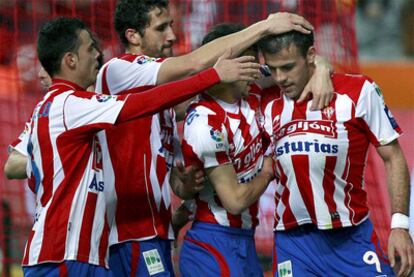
[
  {"xmin": 333, "ymin": 72, "xmax": 373, "ymax": 85},
  {"xmin": 117, "ymin": 53, "xmax": 165, "ymax": 64},
  {"xmin": 332, "ymin": 73, "xmax": 376, "ymax": 103},
  {"xmin": 103, "ymin": 54, "xmax": 165, "ymax": 69},
  {"xmin": 185, "ymin": 98, "xmax": 225, "ymax": 129}
]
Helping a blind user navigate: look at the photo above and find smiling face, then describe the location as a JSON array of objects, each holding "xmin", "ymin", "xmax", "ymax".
[
  {"xmin": 139, "ymin": 7, "xmax": 176, "ymax": 58},
  {"xmin": 264, "ymin": 43, "xmax": 315, "ymax": 100},
  {"xmin": 73, "ymin": 29, "xmax": 101, "ymax": 88}
]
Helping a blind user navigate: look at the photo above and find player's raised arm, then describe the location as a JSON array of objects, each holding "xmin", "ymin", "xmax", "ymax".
[
  {"xmin": 116, "ymin": 53, "xmax": 260, "ymax": 123},
  {"xmin": 156, "ymin": 12, "xmax": 313, "ymax": 85}
]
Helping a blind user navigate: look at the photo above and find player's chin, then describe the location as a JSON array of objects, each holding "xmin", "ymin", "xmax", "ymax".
[{"xmin": 162, "ymin": 47, "xmax": 173, "ymax": 58}]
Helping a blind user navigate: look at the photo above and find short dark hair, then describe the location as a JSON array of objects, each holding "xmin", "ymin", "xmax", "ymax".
[
  {"xmin": 37, "ymin": 17, "xmax": 87, "ymax": 77},
  {"xmin": 115, "ymin": 0, "xmax": 169, "ymax": 46},
  {"xmin": 202, "ymin": 23, "xmax": 245, "ymax": 45},
  {"xmin": 202, "ymin": 23, "xmax": 258, "ymax": 53},
  {"xmin": 258, "ymin": 31, "xmax": 314, "ymax": 58}
]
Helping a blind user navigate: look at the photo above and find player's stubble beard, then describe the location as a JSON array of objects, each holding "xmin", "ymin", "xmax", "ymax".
[{"xmin": 161, "ymin": 44, "xmax": 173, "ymax": 58}]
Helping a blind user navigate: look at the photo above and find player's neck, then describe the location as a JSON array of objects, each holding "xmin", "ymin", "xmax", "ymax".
[
  {"xmin": 53, "ymin": 72, "xmax": 87, "ymax": 90},
  {"xmin": 125, "ymin": 45, "xmax": 143, "ymax": 56}
]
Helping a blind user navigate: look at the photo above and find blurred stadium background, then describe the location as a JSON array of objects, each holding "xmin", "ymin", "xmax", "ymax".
[{"xmin": 0, "ymin": 0, "xmax": 412, "ymax": 276}]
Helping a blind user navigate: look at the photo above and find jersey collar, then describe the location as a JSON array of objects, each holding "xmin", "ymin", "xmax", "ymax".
[{"xmin": 50, "ymin": 78, "xmax": 86, "ymax": 92}]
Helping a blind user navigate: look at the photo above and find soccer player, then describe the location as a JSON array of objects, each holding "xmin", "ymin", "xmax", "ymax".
[
  {"xmin": 5, "ymin": 30, "xmax": 103, "ymax": 180},
  {"xmin": 95, "ymin": 1, "xmax": 334, "ymax": 275},
  {"xmin": 21, "ymin": 16, "xmax": 259, "ymax": 276},
  {"xmin": 260, "ymin": 31, "xmax": 414, "ymax": 277},
  {"xmin": 179, "ymin": 23, "xmax": 275, "ymax": 277}
]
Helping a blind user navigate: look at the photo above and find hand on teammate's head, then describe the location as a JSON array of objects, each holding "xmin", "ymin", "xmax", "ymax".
[
  {"xmin": 266, "ymin": 12, "xmax": 313, "ymax": 35},
  {"xmin": 214, "ymin": 49, "xmax": 261, "ymax": 83}
]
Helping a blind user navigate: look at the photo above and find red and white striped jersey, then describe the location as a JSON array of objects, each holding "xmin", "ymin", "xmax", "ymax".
[
  {"xmin": 9, "ymin": 120, "xmax": 30, "ymax": 156},
  {"xmin": 95, "ymin": 54, "xmax": 176, "ymax": 245},
  {"xmin": 182, "ymin": 93, "xmax": 264, "ymax": 229},
  {"xmin": 9, "ymin": 121, "xmax": 39, "ymax": 193},
  {"xmin": 23, "ymin": 79, "xmax": 125, "ymax": 267},
  {"xmin": 263, "ymin": 73, "xmax": 402, "ymax": 231}
]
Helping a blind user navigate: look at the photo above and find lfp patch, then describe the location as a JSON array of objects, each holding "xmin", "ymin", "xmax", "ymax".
[
  {"xmin": 143, "ymin": 249, "xmax": 165, "ymax": 275},
  {"xmin": 137, "ymin": 56, "xmax": 158, "ymax": 65},
  {"xmin": 96, "ymin": 94, "xmax": 115, "ymax": 103},
  {"xmin": 278, "ymin": 260, "xmax": 293, "ymax": 277},
  {"xmin": 210, "ymin": 128, "xmax": 224, "ymax": 143}
]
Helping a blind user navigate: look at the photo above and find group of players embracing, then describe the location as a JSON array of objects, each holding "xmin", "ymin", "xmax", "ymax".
[{"xmin": 4, "ymin": 0, "xmax": 413, "ymax": 276}]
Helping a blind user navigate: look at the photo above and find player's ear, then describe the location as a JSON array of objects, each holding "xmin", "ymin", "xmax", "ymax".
[
  {"xmin": 125, "ymin": 28, "xmax": 142, "ymax": 47},
  {"xmin": 63, "ymin": 52, "xmax": 78, "ymax": 70},
  {"xmin": 306, "ymin": 46, "xmax": 316, "ymax": 65}
]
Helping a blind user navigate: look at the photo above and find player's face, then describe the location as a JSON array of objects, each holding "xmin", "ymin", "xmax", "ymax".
[
  {"xmin": 75, "ymin": 29, "xmax": 101, "ymax": 88},
  {"xmin": 140, "ymin": 7, "xmax": 176, "ymax": 58},
  {"xmin": 263, "ymin": 44, "xmax": 315, "ymax": 100},
  {"xmin": 38, "ymin": 65, "xmax": 51, "ymax": 93}
]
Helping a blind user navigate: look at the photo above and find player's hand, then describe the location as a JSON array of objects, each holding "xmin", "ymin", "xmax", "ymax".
[
  {"xmin": 388, "ymin": 228, "xmax": 414, "ymax": 277},
  {"xmin": 214, "ymin": 49, "xmax": 261, "ymax": 83},
  {"xmin": 172, "ymin": 203, "xmax": 194, "ymax": 248},
  {"xmin": 174, "ymin": 160, "xmax": 205, "ymax": 198},
  {"xmin": 298, "ymin": 57, "xmax": 333, "ymax": 110},
  {"xmin": 266, "ymin": 12, "xmax": 313, "ymax": 35}
]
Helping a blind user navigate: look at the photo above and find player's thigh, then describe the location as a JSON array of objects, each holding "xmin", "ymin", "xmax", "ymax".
[
  {"xmin": 109, "ymin": 240, "xmax": 174, "ymax": 277},
  {"xmin": 274, "ymin": 231, "xmax": 321, "ymax": 277},
  {"xmin": 179, "ymin": 237, "xmax": 225, "ymax": 277},
  {"xmin": 180, "ymin": 229, "xmax": 262, "ymax": 277},
  {"xmin": 243, "ymin": 239, "xmax": 263, "ymax": 277},
  {"xmin": 326, "ymin": 221, "xmax": 394, "ymax": 276}
]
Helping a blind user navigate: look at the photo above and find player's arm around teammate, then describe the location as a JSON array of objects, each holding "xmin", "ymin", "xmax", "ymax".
[
  {"xmin": 206, "ymin": 157, "xmax": 274, "ymax": 215},
  {"xmin": 170, "ymin": 160, "xmax": 205, "ymax": 199},
  {"xmin": 377, "ymin": 140, "xmax": 414, "ymax": 277}
]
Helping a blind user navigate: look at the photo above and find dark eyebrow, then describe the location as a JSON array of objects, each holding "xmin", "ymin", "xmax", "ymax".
[
  {"xmin": 156, "ymin": 22, "xmax": 169, "ymax": 30},
  {"xmin": 280, "ymin": 62, "xmax": 295, "ymax": 69}
]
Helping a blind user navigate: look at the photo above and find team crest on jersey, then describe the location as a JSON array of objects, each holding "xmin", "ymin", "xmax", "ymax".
[
  {"xmin": 136, "ymin": 56, "xmax": 157, "ymax": 65},
  {"xmin": 96, "ymin": 94, "xmax": 115, "ymax": 102},
  {"xmin": 322, "ymin": 106, "xmax": 335, "ymax": 119}
]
